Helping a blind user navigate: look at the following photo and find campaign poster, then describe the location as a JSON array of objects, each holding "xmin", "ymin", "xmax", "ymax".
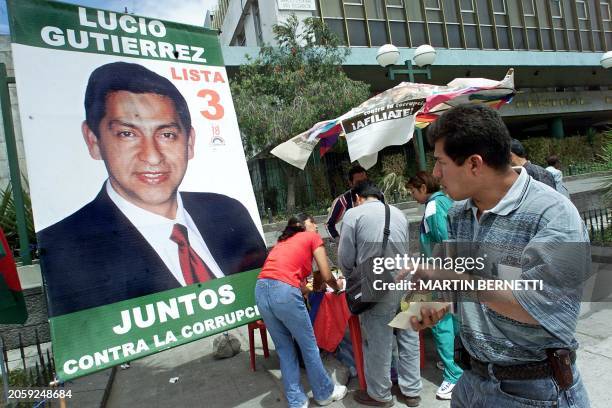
[{"xmin": 7, "ymin": 0, "xmax": 267, "ymax": 380}]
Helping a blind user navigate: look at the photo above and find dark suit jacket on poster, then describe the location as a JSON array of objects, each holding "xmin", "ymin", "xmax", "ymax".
[{"xmin": 38, "ymin": 187, "xmax": 268, "ymax": 317}]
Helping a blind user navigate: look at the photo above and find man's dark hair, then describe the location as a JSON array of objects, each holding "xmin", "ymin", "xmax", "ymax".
[
  {"xmin": 510, "ymin": 139, "xmax": 527, "ymax": 158},
  {"xmin": 84, "ymin": 62, "xmax": 191, "ymax": 137},
  {"xmin": 351, "ymin": 180, "xmax": 383, "ymax": 202},
  {"xmin": 348, "ymin": 165, "xmax": 367, "ymax": 183},
  {"xmin": 427, "ymin": 104, "xmax": 511, "ymax": 170},
  {"xmin": 546, "ymin": 154, "xmax": 560, "ymax": 167}
]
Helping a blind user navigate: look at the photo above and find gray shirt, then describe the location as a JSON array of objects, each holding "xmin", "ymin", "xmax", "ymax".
[
  {"xmin": 449, "ymin": 168, "xmax": 590, "ymax": 364},
  {"xmin": 338, "ymin": 199, "xmax": 409, "ymax": 279}
]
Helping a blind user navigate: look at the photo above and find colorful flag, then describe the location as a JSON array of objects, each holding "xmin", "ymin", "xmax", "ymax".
[
  {"xmin": 0, "ymin": 228, "xmax": 27, "ymax": 324},
  {"xmin": 273, "ymin": 69, "xmax": 516, "ymax": 169}
]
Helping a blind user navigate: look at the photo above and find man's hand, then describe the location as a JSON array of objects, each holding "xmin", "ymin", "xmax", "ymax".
[
  {"xmin": 395, "ymin": 267, "xmax": 414, "ymax": 283},
  {"xmin": 409, "ymin": 304, "xmax": 450, "ymax": 331},
  {"xmin": 336, "ymin": 276, "xmax": 345, "ymax": 291}
]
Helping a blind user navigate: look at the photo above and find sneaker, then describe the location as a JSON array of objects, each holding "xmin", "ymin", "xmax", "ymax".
[
  {"xmin": 299, "ymin": 400, "xmax": 309, "ymax": 408},
  {"xmin": 315, "ymin": 385, "xmax": 348, "ymax": 406},
  {"xmin": 436, "ymin": 361, "xmax": 445, "ymax": 371},
  {"xmin": 436, "ymin": 381, "xmax": 455, "ymax": 400}
]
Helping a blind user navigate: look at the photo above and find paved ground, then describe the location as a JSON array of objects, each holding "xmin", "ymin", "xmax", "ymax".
[
  {"xmin": 53, "ymin": 299, "xmax": 612, "ymax": 408},
  {"xmin": 565, "ymin": 173, "xmax": 609, "ymax": 195}
]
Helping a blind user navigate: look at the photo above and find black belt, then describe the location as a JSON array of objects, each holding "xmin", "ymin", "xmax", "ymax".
[{"xmin": 469, "ymin": 351, "xmax": 576, "ymax": 381}]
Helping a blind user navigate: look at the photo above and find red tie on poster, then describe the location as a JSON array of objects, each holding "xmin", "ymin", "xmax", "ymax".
[{"xmin": 170, "ymin": 223, "xmax": 214, "ymax": 284}]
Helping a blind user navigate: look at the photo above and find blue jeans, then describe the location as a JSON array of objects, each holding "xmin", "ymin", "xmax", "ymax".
[
  {"xmin": 360, "ymin": 296, "xmax": 422, "ymax": 402},
  {"xmin": 255, "ymin": 279, "xmax": 334, "ymax": 407},
  {"xmin": 452, "ymin": 365, "xmax": 590, "ymax": 407}
]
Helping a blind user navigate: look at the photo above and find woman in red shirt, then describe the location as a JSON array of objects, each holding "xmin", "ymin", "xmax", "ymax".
[{"xmin": 255, "ymin": 214, "xmax": 346, "ymax": 408}]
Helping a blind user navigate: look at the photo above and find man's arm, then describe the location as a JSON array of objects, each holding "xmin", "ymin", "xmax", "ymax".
[
  {"xmin": 410, "ymin": 265, "xmax": 539, "ymax": 327},
  {"xmin": 325, "ymin": 194, "xmax": 347, "ymax": 240},
  {"xmin": 337, "ymin": 214, "xmax": 357, "ymax": 276}
]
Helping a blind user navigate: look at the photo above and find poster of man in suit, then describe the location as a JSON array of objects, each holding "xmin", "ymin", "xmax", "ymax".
[
  {"xmin": 38, "ymin": 61, "xmax": 267, "ymax": 317},
  {"xmin": 8, "ymin": 0, "xmax": 267, "ymax": 380}
]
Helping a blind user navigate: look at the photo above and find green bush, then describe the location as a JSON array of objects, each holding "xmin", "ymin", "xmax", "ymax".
[{"xmin": 521, "ymin": 134, "xmax": 608, "ymax": 168}]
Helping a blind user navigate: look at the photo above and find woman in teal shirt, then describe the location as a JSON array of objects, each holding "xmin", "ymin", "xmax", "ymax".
[{"xmin": 407, "ymin": 171, "xmax": 462, "ymax": 400}]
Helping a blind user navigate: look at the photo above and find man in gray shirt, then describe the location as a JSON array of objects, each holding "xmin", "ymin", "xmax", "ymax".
[
  {"xmin": 338, "ymin": 181, "xmax": 422, "ymax": 407},
  {"xmin": 411, "ymin": 105, "xmax": 590, "ymax": 408}
]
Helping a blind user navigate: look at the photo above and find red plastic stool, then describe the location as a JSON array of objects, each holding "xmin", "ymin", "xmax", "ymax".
[{"xmin": 248, "ymin": 320, "xmax": 270, "ymax": 371}]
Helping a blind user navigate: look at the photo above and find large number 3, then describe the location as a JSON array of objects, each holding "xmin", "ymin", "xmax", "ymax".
[{"xmin": 198, "ymin": 89, "xmax": 224, "ymax": 120}]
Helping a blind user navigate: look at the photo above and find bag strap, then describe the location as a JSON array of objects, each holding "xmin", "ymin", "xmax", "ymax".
[{"xmin": 381, "ymin": 203, "xmax": 390, "ymax": 257}]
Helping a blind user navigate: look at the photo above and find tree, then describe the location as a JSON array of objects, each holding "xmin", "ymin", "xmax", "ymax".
[{"xmin": 231, "ymin": 14, "xmax": 370, "ymax": 215}]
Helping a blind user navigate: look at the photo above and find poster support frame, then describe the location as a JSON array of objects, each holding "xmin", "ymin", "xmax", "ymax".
[{"xmin": 0, "ymin": 63, "xmax": 31, "ymax": 266}]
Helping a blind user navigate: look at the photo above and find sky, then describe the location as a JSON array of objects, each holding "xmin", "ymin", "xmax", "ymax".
[{"xmin": 0, "ymin": 0, "xmax": 218, "ymax": 34}]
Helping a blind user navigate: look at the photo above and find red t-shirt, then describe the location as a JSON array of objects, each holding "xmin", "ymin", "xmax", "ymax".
[{"xmin": 258, "ymin": 231, "xmax": 324, "ymax": 288}]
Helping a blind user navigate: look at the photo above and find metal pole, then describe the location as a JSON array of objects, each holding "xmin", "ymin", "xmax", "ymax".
[
  {"xmin": 1, "ymin": 338, "xmax": 9, "ymax": 407},
  {"xmin": 414, "ymin": 128, "xmax": 427, "ymax": 171},
  {"xmin": 0, "ymin": 63, "xmax": 31, "ymax": 265},
  {"xmin": 405, "ymin": 61, "xmax": 427, "ymax": 172}
]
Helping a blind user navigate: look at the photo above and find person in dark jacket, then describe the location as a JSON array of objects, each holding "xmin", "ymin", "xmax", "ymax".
[{"xmin": 509, "ymin": 139, "xmax": 555, "ymax": 188}]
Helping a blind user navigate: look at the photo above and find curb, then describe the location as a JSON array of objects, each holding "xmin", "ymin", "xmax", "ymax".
[{"xmin": 100, "ymin": 366, "xmax": 116, "ymax": 408}]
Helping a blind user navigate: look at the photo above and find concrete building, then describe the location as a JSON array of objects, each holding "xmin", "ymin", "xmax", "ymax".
[{"xmin": 210, "ymin": 0, "xmax": 612, "ymax": 138}]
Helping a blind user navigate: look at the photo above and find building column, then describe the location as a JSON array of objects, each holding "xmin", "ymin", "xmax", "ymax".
[{"xmin": 550, "ymin": 117, "xmax": 564, "ymax": 139}]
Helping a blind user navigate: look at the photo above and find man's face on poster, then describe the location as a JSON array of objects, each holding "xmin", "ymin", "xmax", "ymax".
[{"xmin": 83, "ymin": 91, "xmax": 195, "ymax": 218}]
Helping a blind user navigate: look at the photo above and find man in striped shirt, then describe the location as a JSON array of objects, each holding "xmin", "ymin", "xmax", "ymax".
[{"xmin": 325, "ymin": 165, "xmax": 368, "ymax": 240}]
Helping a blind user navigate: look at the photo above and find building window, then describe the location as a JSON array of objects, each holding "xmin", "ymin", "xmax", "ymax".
[
  {"xmin": 252, "ymin": 2, "xmax": 263, "ymax": 46},
  {"xmin": 390, "ymin": 21, "xmax": 409, "ymax": 46},
  {"xmin": 366, "ymin": 0, "xmax": 385, "ymax": 19},
  {"xmin": 232, "ymin": 27, "xmax": 246, "ymax": 46},
  {"xmin": 347, "ymin": 20, "xmax": 368, "ymax": 46},
  {"xmin": 343, "ymin": 0, "xmax": 363, "ymax": 5},
  {"xmin": 480, "ymin": 25, "xmax": 495, "ymax": 48},
  {"xmin": 602, "ymin": 1, "xmax": 611, "ymax": 21},
  {"xmin": 512, "ymin": 27, "xmax": 526, "ymax": 49},
  {"xmin": 522, "ymin": 0, "xmax": 535, "ymax": 16},
  {"xmin": 425, "ymin": 0, "xmax": 441, "ymax": 11},
  {"xmin": 497, "ymin": 26, "xmax": 511, "ymax": 48},
  {"xmin": 464, "ymin": 24, "xmax": 479, "ymax": 47},
  {"xmin": 410, "ymin": 22, "xmax": 427, "ymax": 44},
  {"xmin": 386, "ymin": 0, "xmax": 404, "ymax": 8},
  {"xmin": 550, "ymin": 0, "xmax": 562, "ymax": 18},
  {"xmin": 493, "ymin": 0, "xmax": 506, "ymax": 15},
  {"xmin": 428, "ymin": 23, "xmax": 445, "ymax": 46},
  {"xmin": 541, "ymin": 28, "xmax": 553, "ymax": 49},
  {"xmin": 447, "ymin": 23, "xmax": 462, "ymax": 47},
  {"xmin": 387, "ymin": 0, "xmax": 406, "ymax": 21},
  {"xmin": 324, "ymin": 19, "xmax": 347, "ymax": 44},
  {"xmin": 369, "ymin": 20, "xmax": 389, "ymax": 45},
  {"xmin": 527, "ymin": 27, "xmax": 539, "ymax": 49},
  {"xmin": 460, "ymin": 0, "xmax": 475, "ymax": 12},
  {"xmin": 554, "ymin": 29, "xmax": 566, "ymax": 49},
  {"xmin": 580, "ymin": 30, "xmax": 591, "ymax": 50},
  {"xmin": 576, "ymin": 0, "xmax": 587, "ymax": 20},
  {"xmin": 593, "ymin": 31, "xmax": 603, "ymax": 50}
]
